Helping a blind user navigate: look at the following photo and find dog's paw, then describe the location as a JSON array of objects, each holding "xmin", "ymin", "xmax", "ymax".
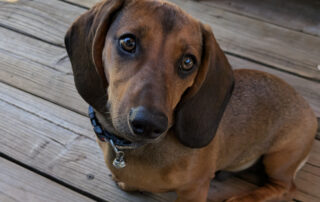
[
  {"xmin": 110, "ymin": 174, "xmax": 119, "ymax": 182},
  {"xmin": 116, "ymin": 181, "xmax": 137, "ymax": 192},
  {"xmin": 110, "ymin": 174, "xmax": 138, "ymax": 192},
  {"xmin": 225, "ymin": 195, "xmax": 279, "ymax": 202},
  {"xmin": 225, "ymin": 196, "xmax": 256, "ymax": 202}
]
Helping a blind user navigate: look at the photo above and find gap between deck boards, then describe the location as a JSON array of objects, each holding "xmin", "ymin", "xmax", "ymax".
[{"xmin": 0, "ymin": 153, "xmax": 102, "ymax": 202}]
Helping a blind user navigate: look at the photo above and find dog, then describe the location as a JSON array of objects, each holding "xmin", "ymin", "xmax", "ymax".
[{"xmin": 64, "ymin": 0, "xmax": 318, "ymax": 201}]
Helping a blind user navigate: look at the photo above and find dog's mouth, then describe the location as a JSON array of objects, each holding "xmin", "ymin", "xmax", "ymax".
[
  {"xmin": 105, "ymin": 133, "xmax": 144, "ymax": 150},
  {"xmin": 88, "ymin": 106, "xmax": 144, "ymax": 150}
]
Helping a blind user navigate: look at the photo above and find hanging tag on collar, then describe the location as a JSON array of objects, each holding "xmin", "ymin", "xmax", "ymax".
[{"xmin": 109, "ymin": 139, "xmax": 126, "ymax": 169}]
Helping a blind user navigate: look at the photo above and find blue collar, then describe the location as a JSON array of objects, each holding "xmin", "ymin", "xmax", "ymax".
[{"xmin": 88, "ymin": 106, "xmax": 133, "ymax": 147}]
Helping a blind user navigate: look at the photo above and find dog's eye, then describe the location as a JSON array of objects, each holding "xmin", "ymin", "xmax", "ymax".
[
  {"xmin": 180, "ymin": 55, "xmax": 195, "ymax": 72},
  {"xmin": 119, "ymin": 35, "xmax": 136, "ymax": 53}
]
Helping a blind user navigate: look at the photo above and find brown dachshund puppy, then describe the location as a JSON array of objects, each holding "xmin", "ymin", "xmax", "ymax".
[{"xmin": 65, "ymin": 0, "xmax": 317, "ymax": 201}]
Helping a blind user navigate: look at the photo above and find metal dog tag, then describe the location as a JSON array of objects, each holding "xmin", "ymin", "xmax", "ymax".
[
  {"xmin": 109, "ymin": 139, "xmax": 126, "ymax": 169},
  {"xmin": 113, "ymin": 151, "xmax": 126, "ymax": 169}
]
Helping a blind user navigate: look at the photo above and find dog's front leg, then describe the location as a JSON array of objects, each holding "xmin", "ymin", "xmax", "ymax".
[{"xmin": 176, "ymin": 180, "xmax": 210, "ymax": 202}]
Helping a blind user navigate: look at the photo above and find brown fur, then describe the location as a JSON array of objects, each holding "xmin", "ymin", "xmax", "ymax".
[{"xmin": 65, "ymin": 0, "xmax": 318, "ymax": 201}]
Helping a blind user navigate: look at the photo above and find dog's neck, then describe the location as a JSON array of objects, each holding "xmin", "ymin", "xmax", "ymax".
[
  {"xmin": 91, "ymin": 106, "xmax": 143, "ymax": 149},
  {"xmin": 92, "ymin": 106, "xmax": 200, "ymax": 167}
]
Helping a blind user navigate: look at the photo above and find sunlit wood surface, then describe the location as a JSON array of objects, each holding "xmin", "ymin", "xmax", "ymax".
[{"xmin": 0, "ymin": 0, "xmax": 319, "ymax": 201}]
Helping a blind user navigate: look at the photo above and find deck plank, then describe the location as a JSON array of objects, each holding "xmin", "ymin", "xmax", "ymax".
[
  {"xmin": 0, "ymin": 27, "xmax": 87, "ymax": 115},
  {"xmin": 0, "ymin": 82, "xmax": 178, "ymax": 202},
  {"xmin": 0, "ymin": 0, "xmax": 85, "ymax": 46},
  {"xmin": 168, "ymin": 0, "xmax": 320, "ymax": 81},
  {"xmin": 200, "ymin": 0, "xmax": 320, "ymax": 37},
  {"xmin": 0, "ymin": 0, "xmax": 319, "ymax": 81},
  {"xmin": 295, "ymin": 163, "xmax": 320, "ymax": 201},
  {"xmin": 0, "ymin": 158, "xmax": 94, "ymax": 202},
  {"xmin": 1, "ymin": 26, "xmax": 319, "ymax": 119},
  {"xmin": 0, "ymin": 82, "xmax": 319, "ymax": 201},
  {"xmin": 62, "ymin": 0, "xmax": 99, "ymax": 8}
]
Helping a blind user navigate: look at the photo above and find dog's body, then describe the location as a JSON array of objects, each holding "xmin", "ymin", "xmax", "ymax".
[
  {"xmin": 65, "ymin": 0, "xmax": 317, "ymax": 201},
  {"xmin": 97, "ymin": 69, "xmax": 316, "ymax": 201}
]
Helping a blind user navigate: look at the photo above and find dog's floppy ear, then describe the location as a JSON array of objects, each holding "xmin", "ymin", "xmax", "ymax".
[
  {"xmin": 175, "ymin": 24, "xmax": 234, "ymax": 148},
  {"xmin": 64, "ymin": 0, "xmax": 125, "ymax": 111}
]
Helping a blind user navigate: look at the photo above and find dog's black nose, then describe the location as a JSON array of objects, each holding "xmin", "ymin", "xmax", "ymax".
[{"xmin": 129, "ymin": 106, "xmax": 168, "ymax": 138}]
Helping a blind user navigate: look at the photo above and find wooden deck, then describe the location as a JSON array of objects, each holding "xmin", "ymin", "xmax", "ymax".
[{"xmin": 0, "ymin": 0, "xmax": 319, "ymax": 201}]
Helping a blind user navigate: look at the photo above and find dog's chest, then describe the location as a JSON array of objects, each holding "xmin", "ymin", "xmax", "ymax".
[{"xmin": 105, "ymin": 140, "xmax": 195, "ymax": 192}]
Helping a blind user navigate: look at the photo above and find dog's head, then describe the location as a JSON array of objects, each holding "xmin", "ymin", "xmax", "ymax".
[{"xmin": 65, "ymin": 0, "xmax": 234, "ymax": 148}]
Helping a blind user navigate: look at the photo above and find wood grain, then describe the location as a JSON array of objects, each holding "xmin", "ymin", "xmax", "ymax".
[
  {"xmin": 0, "ymin": 158, "xmax": 94, "ymax": 202},
  {"xmin": 0, "ymin": 82, "xmax": 176, "ymax": 202},
  {"xmin": 0, "ymin": 0, "xmax": 319, "ymax": 81},
  {"xmin": 200, "ymin": 0, "xmax": 320, "ymax": 37},
  {"xmin": 0, "ymin": 27, "xmax": 88, "ymax": 115},
  {"xmin": 168, "ymin": 0, "xmax": 320, "ymax": 81},
  {"xmin": 62, "ymin": 0, "xmax": 98, "ymax": 8},
  {"xmin": 0, "ymin": 0, "xmax": 85, "ymax": 46},
  {"xmin": 0, "ymin": 82, "xmax": 319, "ymax": 201}
]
